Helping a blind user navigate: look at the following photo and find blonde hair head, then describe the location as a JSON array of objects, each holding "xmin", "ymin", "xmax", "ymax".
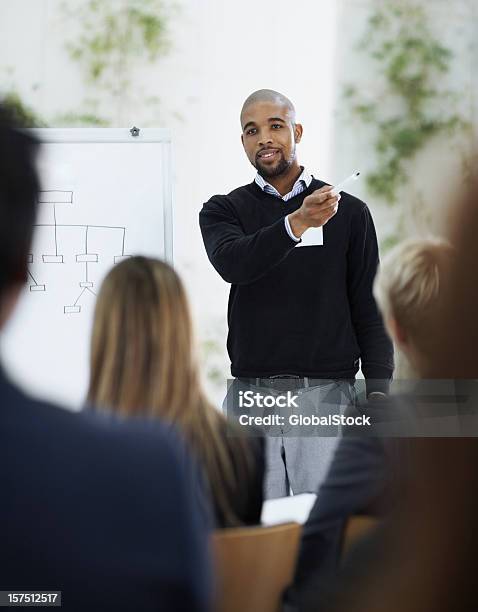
[{"xmin": 374, "ymin": 237, "xmax": 454, "ymax": 360}]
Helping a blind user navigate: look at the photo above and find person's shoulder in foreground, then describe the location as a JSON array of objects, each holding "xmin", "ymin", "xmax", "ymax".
[{"xmin": 0, "ymin": 371, "xmax": 211, "ymax": 612}]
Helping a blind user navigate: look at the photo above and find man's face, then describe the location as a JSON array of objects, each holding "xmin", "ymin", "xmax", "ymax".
[{"xmin": 241, "ymin": 101, "xmax": 302, "ymax": 178}]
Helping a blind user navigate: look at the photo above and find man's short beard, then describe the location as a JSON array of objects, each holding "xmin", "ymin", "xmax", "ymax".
[{"xmin": 255, "ymin": 149, "xmax": 295, "ymax": 179}]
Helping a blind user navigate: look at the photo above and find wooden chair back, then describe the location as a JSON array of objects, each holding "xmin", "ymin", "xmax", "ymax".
[{"xmin": 212, "ymin": 522, "xmax": 301, "ymax": 612}]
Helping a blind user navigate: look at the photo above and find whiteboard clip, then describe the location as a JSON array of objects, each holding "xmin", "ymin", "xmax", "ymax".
[{"xmin": 130, "ymin": 126, "xmax": 140, "ymax": 138}]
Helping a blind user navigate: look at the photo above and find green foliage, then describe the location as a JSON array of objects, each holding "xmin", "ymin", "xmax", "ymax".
[
  {"xmin": 61, "ymin": 0, "xmax": 172, "ymax": 125},
  {"xmin": 344, "ymin": 0, "xmax": 468, "ymax": 204},
  {"xmin": 1, "ymin": 91, "xmax": 46, "ymax": 127},
  {"xmin": 379, "ymin": 233, "xmax": 401, "ymax": 253},
  {"xmin": 65, "ymin": 0, "xmax": 170, "ymax": 84},
  {"xmin": 53, "ymin": 112, "xmax": 111, "ymax": 127}
]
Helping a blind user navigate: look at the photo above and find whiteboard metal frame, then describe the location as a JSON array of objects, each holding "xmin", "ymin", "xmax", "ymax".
[{"xmin": 28, "ymin": 128, "xmax": 174, "ymax": 263}]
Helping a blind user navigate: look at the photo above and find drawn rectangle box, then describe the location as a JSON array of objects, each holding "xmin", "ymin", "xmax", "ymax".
[
  {"xmin": 38, "ymin": 190, "xmax": 73, "ymax": 204},
  {"xmin": 28, "ymin": 254, "xmax": 33, "ymax": 263},
  {"xmin": 76, "ymin": 254, "xmax": 98, "ymax": 263},
  {"xmin": 80, "ymin": 282, "xmax": 94, "ymax": 288},
  {"xmin": 64, "ymin": 306, "xmax": 81, "ymax": 314},
  {"xmin": 43, "ymin": 255, "xmax": 64, "ymax": 263},
  {"xmin": 30, "ymin": 285, "xmax": 46, "ymax": 292},
  {"xmin": 114, "ymin": 255, "xmax": 131, "ymax": 264}
]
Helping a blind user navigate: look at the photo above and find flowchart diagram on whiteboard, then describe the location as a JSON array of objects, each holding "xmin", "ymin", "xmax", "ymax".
[
  {"xmin": 30, "ymin": 189, "xmax": 132, "ymax": 314},
  {"xmin": 1, "ymin": 128, "xmax": 172, "ymax": 409}
]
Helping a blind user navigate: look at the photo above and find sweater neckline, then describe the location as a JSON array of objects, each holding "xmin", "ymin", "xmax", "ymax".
[{"xmin": 250, "ymin": 176, "xmax": 321, "ymax": 204}]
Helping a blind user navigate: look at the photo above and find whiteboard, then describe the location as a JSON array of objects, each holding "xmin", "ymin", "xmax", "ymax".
[{"xmin": 0, "ymin": 128, "xmax": 173, "ymax": 410}]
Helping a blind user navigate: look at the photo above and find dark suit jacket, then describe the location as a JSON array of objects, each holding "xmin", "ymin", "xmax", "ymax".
[
  {"xmin": 0, "ymin": 366, "xmax": 211, "ymax": 612},
  {"xmin": 284, "ymin": 397, "xmax": 413, "ymax": 611},
  {"xmin": 284, "ymin": 398, "xmax": 399, "ymax": 611}
]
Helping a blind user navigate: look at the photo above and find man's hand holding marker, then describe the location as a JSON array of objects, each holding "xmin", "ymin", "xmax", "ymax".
[{"xmin": 288, "ymin": 172, "xmax": 360, "ymax": 239}]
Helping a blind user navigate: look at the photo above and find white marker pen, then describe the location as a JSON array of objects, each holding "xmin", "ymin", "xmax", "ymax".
[{"xmin": 331, "ymin": 171, "xmax": 361, "ymax": 196}]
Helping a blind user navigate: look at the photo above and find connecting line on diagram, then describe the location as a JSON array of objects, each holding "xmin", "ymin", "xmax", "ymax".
[{"xmin": 29, "ymin": 190, "xmax": 131, "ymax": 314}]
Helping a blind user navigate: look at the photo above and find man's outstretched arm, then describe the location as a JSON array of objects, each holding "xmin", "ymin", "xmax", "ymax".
[
  {"xmin": 199, "ymin": 186, "xmax": 339, "ymax": 285},
  {"xmin": 199, "ymin": 197, "xmax": 298, "ymax": 285}
]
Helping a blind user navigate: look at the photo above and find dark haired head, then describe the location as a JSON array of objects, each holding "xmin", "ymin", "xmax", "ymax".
[{"xmin": 0, "ymin": 102, "xmax": 40, "ymax": 298}]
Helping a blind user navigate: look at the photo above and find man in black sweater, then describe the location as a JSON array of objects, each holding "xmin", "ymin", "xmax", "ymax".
[{"xmin": 199, "ymin": 89, "xmax": 393, "ymax": 497}]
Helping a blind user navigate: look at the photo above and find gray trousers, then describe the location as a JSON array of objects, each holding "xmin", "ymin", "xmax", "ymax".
[{"xmin": 224, "ymin": 378, "xmax": 357, "ymax": 499}]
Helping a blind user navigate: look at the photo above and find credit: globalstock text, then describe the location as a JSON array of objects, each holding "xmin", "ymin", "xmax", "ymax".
[{"xmin": 238, "ymin": 414, "xmax": 371, "ymax": 427}]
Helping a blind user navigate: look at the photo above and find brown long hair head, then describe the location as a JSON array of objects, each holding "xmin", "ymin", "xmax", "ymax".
[{"xmin": 88, "ymin": 256, "xmax": 252, "ymax": 526}]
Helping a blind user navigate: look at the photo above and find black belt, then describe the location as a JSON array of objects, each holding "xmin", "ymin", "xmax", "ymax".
[{"xmin": 238, "ymin": 375, "xmax": 311, "ymax": 390}]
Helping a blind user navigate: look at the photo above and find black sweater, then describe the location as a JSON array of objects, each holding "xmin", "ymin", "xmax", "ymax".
[{"xmin": 199, "ymin": 178, "xmax": 394, "ymax": 394}]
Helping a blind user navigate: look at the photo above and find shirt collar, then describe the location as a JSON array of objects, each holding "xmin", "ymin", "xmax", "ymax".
[{"xmin": 255, "ymin": 167, "xmax": 312, "ymax": 197}]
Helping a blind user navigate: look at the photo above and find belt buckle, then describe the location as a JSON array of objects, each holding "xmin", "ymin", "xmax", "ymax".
[
  {"xmin": 268, "ymin": 374, "xmax": 303, "ymax": 392},
  {"xmin": 269, "ymin": 374, "xmax": 300, "ymax": 380}
]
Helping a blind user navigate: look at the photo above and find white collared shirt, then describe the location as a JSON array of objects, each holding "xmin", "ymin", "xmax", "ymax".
[{"xmin": 254, "ymin": 168, "xmax": 312, "ymax": 241}]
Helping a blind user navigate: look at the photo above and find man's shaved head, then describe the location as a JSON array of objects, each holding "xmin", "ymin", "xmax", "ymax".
[{"xmin": 240, "ymin": 89, "xmax": 296, "ymax": 127}]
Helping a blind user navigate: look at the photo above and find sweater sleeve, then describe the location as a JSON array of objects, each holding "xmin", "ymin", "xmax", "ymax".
[
  {"xmin": 347, "ymin": 204, "xmax": 394, "ymax": 395},
  {"xmin": 199, "ymin": 196, "xmax": 298, "ymax": 285}
]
